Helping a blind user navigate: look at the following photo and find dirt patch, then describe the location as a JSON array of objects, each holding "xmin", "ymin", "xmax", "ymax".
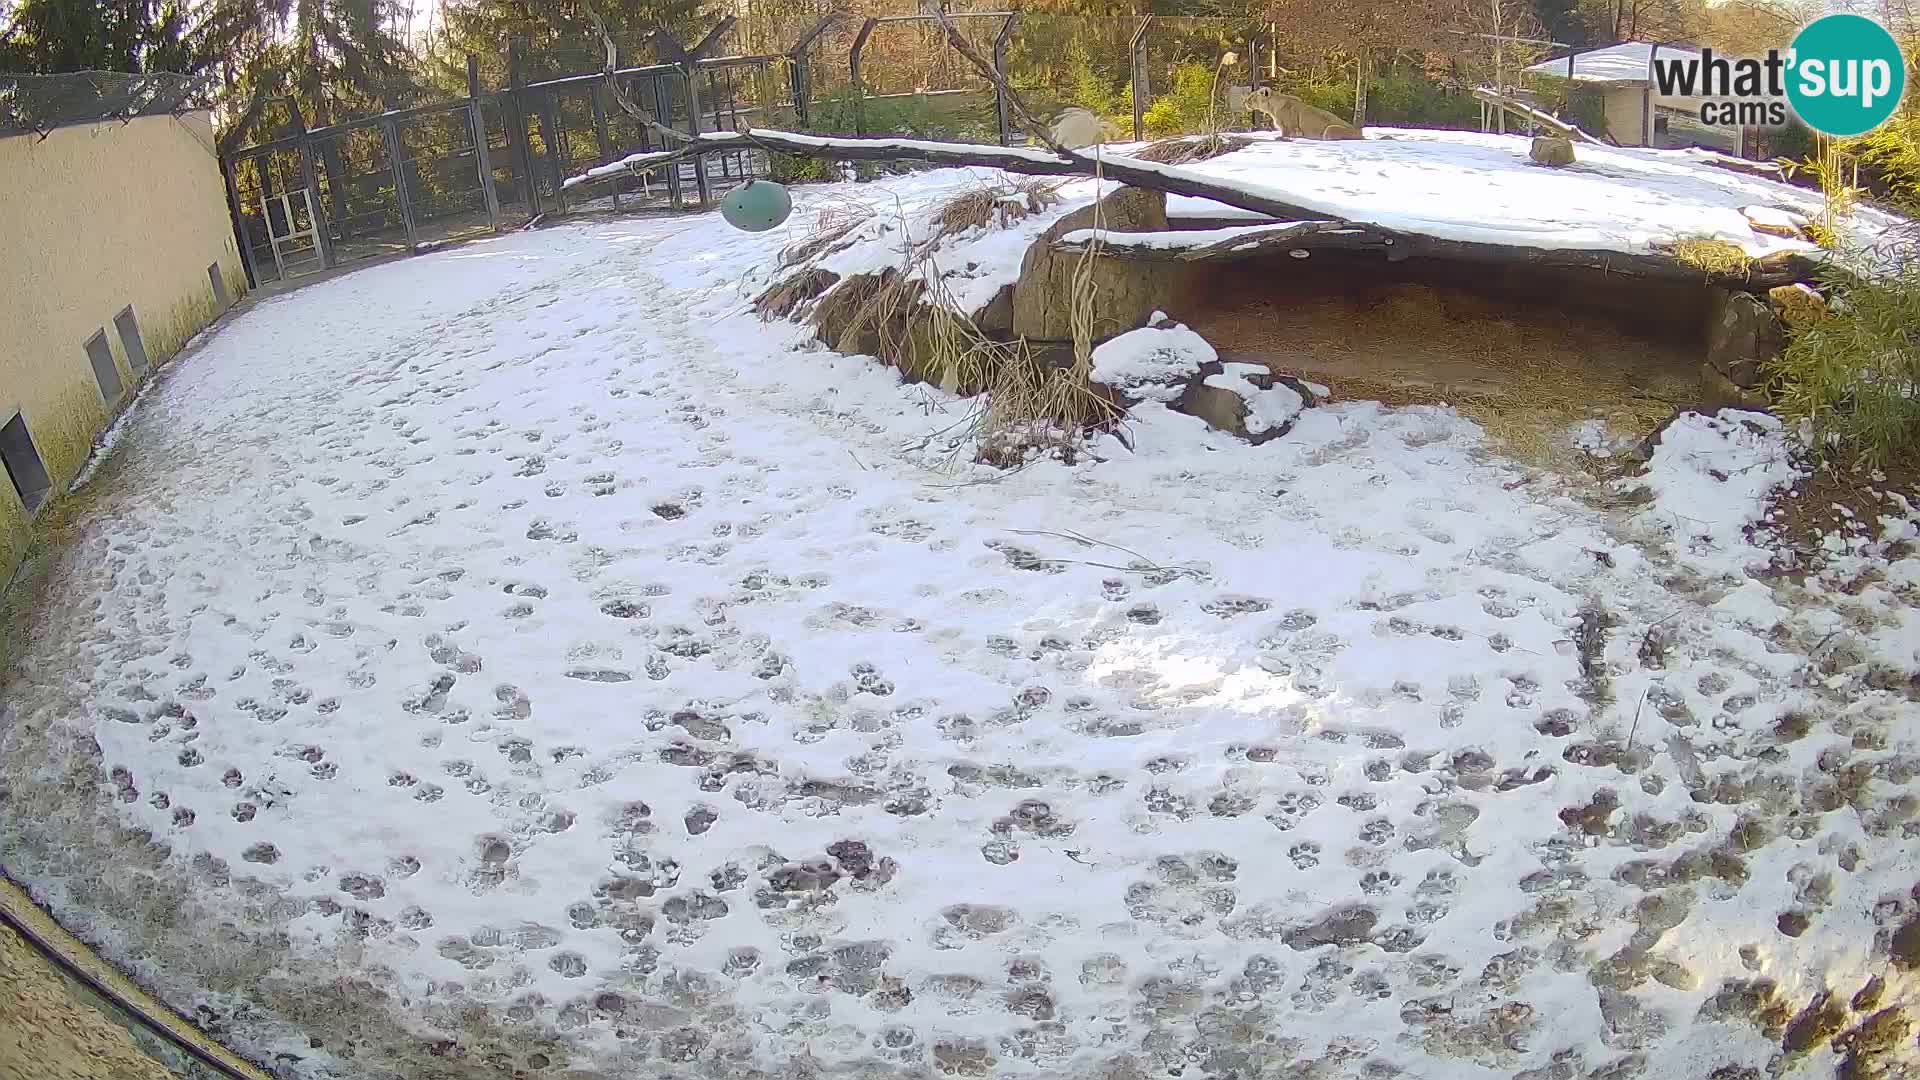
[
  {"xmin": 1757, "ymin": 455, "xmax": 1920, "ymax": 575},
  {"xmin": 0, "ymin": 922, "xmax": 179, "ymax": 1080},
  {"xmin": 1178, "ymin": 252, "xmax": 1707, "ymax": 463}
]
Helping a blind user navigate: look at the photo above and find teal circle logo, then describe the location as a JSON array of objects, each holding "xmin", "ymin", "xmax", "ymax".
[{"xmin": 1787, "ymin": 13, "xmax": 1906, "ymax": 137}]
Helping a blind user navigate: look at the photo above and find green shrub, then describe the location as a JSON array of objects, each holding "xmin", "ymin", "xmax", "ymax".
[
  {"xmin": 1768, "ymin": 256, "xmax": 1920, "ymax": 465},
  {"xmin": 807, "ymin": 88, "xmax": 997, "ymax": 143},
  {"xmin": 1067, "ymin": 39, "xmax": 1131, "ymax": 126},
  {"xmin": 1142, "ymin": 61, "xmax": 1220, "ymax": 138},
  {"xmin": 1365, "ymin": 67, "xmax": 1478, "ymax": 129},
  {"xmin": 768, "ymin": 152, "xmax": 837, "ymax": 184},
  {"xmin": 1848, "ymin": 111, "xmax": 1920, "ymax": 216}
]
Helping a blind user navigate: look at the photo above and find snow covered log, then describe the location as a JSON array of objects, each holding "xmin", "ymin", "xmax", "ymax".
[
  {"xmin": 1054, "ymin": 222, "xmax": 1826, "ymax": 290},
  {"xmin": 566, "ymin": 129, "xmax": 1331, "ymax": 221}
]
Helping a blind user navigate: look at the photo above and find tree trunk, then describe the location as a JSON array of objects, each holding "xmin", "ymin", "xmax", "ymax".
[{"xmin": 1353, "ymin": 48, "xmax": 1369, "ymax": 127}]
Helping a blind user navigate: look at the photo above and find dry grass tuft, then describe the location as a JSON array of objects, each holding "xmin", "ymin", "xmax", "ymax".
[
  {"xmin": 753, "ymin": 268, "xmax": 841, "ymax": 321},
  {"xmin": 1669, "ymin": 237, "xmax": 1754, "ymax": 276},
  {"xmin": 776, "ymin": 193, "xmax": 872, "ymax": 270},
  {"xmin": 1129, "ymin": 133, "xmax": 1254, "ymax": 165},
  {"xmin": 932, "ymin": 177, "xmax": 1066, "ymax": 238},
  {"xmin": 805, "ymin": 184, "xmax": 1121, "ymax": 466}
]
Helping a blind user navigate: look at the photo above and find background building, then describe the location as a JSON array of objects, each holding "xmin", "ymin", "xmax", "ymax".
[
  {"xmin": 1525, "ymin": 42, "xmax": 1741, "ymax": 153},
  {"xmin": 0, "ymin": 73, "xmax": 245, "ymax": 585}
]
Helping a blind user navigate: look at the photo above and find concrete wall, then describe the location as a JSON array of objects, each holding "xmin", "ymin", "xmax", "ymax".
[
  {"xmin": 0, "ymin": 110, "xmax": 244, "ymax": 584},
  {"xmin": 1601, "ymin": 86, "xmax": 1649, "ymax": 145}
]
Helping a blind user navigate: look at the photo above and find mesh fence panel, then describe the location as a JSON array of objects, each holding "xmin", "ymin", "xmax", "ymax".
[{"xmin": 0, "ymin": 70, "xmax": 212, "ymax": 137}]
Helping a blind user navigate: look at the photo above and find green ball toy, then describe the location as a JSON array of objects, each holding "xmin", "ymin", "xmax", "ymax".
[{"xmin": 720, "ymin": 180, "xmax": 793, "ymax": 233}]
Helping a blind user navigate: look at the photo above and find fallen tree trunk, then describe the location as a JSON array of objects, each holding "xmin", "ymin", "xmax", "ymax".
[
  {"xmin": 570, "ymin": 128, "xmax": 1332, "ymax": 221},
  {"xmin": 564, "ymin": 129, "xmax": 1822, "ymax": 290},
  {"xmin": 1470, "ymin": 88, "xmax": 1606, "ymax": 146},
  {"xmin": 1054, "ymin": 221, "xmax": 1825, "ymax": 290}
]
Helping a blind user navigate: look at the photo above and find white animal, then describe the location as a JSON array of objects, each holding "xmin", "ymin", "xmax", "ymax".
[{"xmin": 1049, "ymin": 107, "xmax": 1122, "ymax": 149}]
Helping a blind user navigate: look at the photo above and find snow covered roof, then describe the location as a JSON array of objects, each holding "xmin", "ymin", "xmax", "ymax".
[{"xmin": 1524, "ymin": 41, "xmax": 1701, "ymax": 86}]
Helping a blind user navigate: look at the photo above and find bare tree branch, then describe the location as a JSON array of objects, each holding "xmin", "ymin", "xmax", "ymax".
[
  {"xmin": 578, "ymin": 0, "xmax": 691, "ymax": 147},
  {"xmin": 923, "ymin": 2, "xmax": 1073, "ymax": 158}
]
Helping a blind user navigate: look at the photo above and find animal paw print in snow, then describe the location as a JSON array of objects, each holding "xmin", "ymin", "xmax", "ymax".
[
  {"xmin": 851, "ymin": 663, "xmax": 893, "ymax": 697},
  {"xmin": 1267, "ymin": 790, "xmax": 1322, "ymax": 832}
]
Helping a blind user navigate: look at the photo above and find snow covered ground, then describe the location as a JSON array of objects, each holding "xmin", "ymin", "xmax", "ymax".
[{"xmin": 4, "ymin": 169, "xmax": 1920, "ymax": 1080}]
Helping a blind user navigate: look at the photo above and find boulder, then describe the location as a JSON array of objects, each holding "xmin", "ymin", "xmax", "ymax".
[
  {"xmin": 1529, "ymin": 136, "xmax": 1575, "ymax": 167},
  {"xmin": 1767, "ymin": 283, "xmax": 1829, "ymax": 329},
  {"xmin": 1704, "ymin": 287, "xmax": 1785, "ymax": 389},
  {"xmin": 972, "ymin": 284, "xmax": 1015, "ymax": 341},
  {"xmin": 1011, "ymin": 187, "xmax": 1194, "ymax": 342},
  {"xmin": 1173, "ymin": 361, "xmax": 1314, "ymax": 444},
  {"xmin": 1741, "ymin": 205, "xmax": 1809, "ymax": 240},
  {"xmin": 1088, "ymin": 316, "xmax": 1215, "ymax": 403},
  {"xmin": 1695, "ymin": 363, "xmax": 1770, "ymax": 413}
]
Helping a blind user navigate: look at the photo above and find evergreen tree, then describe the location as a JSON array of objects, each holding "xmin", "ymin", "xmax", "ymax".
[
  {"xmin": 437, "ymin": 0, "xmax": 710, "ymax": 85},
  {"xmin": 1, "ymin": 0, "xmax": 178, "ymax": 73}
]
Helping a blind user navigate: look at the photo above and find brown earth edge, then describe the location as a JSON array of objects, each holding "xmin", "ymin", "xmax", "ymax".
[{"xmin": 0, "ymin": 876, "xmax": 274, "ymax": 1080}]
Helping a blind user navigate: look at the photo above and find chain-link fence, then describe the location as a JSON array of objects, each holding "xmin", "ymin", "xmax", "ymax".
[{"xmin": 0, "ymin": 70, "xmax": 213, "ymax": 138}]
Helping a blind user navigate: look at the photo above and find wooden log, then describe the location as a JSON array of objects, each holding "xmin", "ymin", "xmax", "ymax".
[
  {"xmin": 1055, "ymin": 221, "xmax": 1824, "ymax": 290},
  {"xmin": 563, "ymin": 128, "xmax": 1823, "ymax": 291}
]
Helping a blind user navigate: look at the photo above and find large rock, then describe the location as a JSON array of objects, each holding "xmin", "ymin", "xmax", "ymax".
[
  {"xmin": 972, "ymin": 284, "xmax": 1015, "ymax": 341},
  {"xmin": 1011, "ymin": 187, "xmax": 1193, "ymax": 342},
  {"xmin": 1529, "ymin": 136, "xmax": 1575, "ymax": 167},
  {"xmin": 1767, "ymin": 283, "xmax": 1829, "ymax": 329},
  {"xmin": 1088, "ymin": 316, "xmax": 1214, "ymax": 403},
  {"xmin": 1704, "ymin": 288, "xmax": 1786, "ymax": 390},
  {"xmin": 1173, "ymin": 361, "xmax": 1316, "ymax": 444},
  {"xmin": 1696, "ymin": 363, "xmax": 1769, "ymax": 413}
]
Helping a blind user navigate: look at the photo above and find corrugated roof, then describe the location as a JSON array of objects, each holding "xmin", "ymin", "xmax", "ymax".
[{"xmin": 1524, "ymin": 41, "xmax": 1702, "ymax": 85}]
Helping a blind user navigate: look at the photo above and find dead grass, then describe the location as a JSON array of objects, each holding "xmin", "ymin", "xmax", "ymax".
[
  {"xmin": 932, "ymin": 178, "xmax": 1064, "ymax": 237},
  {"xmin": 777, "ymin": 193, "xmax": 872, "ymax": 270},
  {"xmin": 1129, "ymin": 134, "xmax": 1254, "ymax": 165},
  {"xmin": 802, "ymin": 179, "xmax": 1121, "ymax": 466},
  {"xmin": 753, "ymin": 268, "xmax": 841, "ymax": 321},
  {"xmin": 1669, "ymin": 237, "xmax": 1754, "ymax": 276}
]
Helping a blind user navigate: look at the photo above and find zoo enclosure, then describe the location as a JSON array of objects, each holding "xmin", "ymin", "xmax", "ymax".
[{"xmin": 217, "ymin": 11, "xmax": 1453, "ymax": 286}]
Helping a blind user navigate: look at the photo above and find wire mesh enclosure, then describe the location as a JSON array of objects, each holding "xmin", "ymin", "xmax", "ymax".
[{"xmin": 213, "ymin": 9, "xmax": 1365, "ymax": 287}]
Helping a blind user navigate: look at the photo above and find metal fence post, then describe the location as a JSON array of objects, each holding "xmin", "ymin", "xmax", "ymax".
[
  {"xmin": 850, "ymin": 18, "xmax": 878, "ymax": 137},
  {"xmin": 381, "ymin": 117, "xmax": 421, "ymax": 251},
  {"xmin": 287, "ymin": 98, "xmax": 336, "ymax": 269},
  {"xmin": 1247, "ymin": 39, "xmax": 1262, "ymax": 127},
  {"xmin": 591, "ymin": 80, "xmax": 619, "ymax": 210},
  {"xmin": 221, "ymin": 154, "xmax": 260, "ymax": 290},
  {"xmin": 508, "ymin": 37, "xmax": 542, "ymax": 217},
  {"xmin": 538, "ymin": 91, "xmax": 567, "ymax": 212},
  {"xmin": 467, "ymin": 54, "xmax": 502, "ymax": 232},
  {"xmin": 992, "ymin": 11, "xmax": 1020, "ymax": 147},
  {"xmin": 785, "ymin": 13, "xmax": 842, "ymax": 129},
  {"xmin": 1130, "ymin": 16, "xmax": 1152, "ymax": 143},
  {"xmin": 789, "ymin": 54, "xmax": 811, "ymax": 127},
  {"xmin": 684, "ymin": 68, "xmax": 709, "ymax": 206},
  {"xmin": 656, "ymin": 76, "xmax": 683, "ymax": 209}
]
